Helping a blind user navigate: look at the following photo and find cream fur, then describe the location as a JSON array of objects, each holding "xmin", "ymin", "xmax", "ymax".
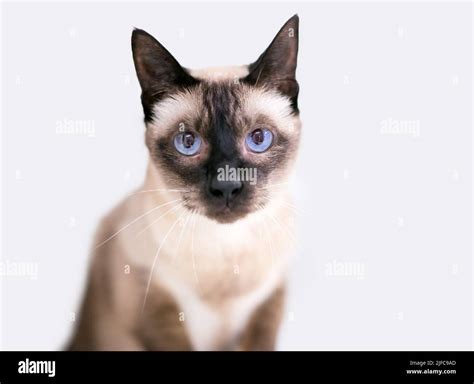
[
  {"xmin": 80, "ymin": 65, "xmax": 299, "ymax": 350},
  {"xmin": 122, "ymin": 162, "xmax": 295, "ymax": 350},
  {"xmin": 190, "ymin": 65, "xmax": 249, "ymax": 81}
]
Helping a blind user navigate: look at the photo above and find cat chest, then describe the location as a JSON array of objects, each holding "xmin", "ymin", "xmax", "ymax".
[{"xmin": 154, "ymin": 262, "xmax": 284, "ymax": 350}]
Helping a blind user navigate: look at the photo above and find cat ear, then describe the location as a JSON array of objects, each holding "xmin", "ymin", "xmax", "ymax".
[
  {"xmin": 244, "ymin": 15, "xmax": 299, "ymax": 111},
  {"xmin": 132, "ymin": 28, "xmax": 198, "ymax": 121}
]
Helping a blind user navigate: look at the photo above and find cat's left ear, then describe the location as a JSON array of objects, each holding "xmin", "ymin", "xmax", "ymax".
[{"xmin": 244, "ymin": 15, "xmax": 299, "ymax": 111}]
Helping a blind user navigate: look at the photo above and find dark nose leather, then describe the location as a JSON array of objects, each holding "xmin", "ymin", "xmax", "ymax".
[{"xmin": 209, "ymin": 175, "xmax": 243, "ymax": 203}]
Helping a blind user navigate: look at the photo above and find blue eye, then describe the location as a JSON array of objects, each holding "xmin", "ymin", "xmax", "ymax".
[
  {"xmin": 245, "ymin": 128, "xmax": 273, "ymax": 153},
  {"xmin": 174, "ymin": 132, "xmax": 202, "ymax": 156}
]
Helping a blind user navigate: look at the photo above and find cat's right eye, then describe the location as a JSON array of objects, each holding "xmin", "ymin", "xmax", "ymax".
[{"xmin": 174, "ymin": 132, "xmax": 202, "ymax": 156}]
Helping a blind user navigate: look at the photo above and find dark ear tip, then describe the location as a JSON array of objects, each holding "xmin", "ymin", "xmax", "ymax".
[
  {"xmin": 282, "ymin": 14, "xmax": 299, "ymax": 33},
  {"xmin": 288, "ymin": 14, "xmax": 299, "ymax": 24},
  {"xmin": 131, "ymin": 28, "xmax": 152, "ymax": 42}
]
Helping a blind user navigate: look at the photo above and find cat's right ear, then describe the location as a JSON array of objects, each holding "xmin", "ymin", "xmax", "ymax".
[{"xmin": 132, "ymin": 29, "xmax": 198, "ymax": 121}]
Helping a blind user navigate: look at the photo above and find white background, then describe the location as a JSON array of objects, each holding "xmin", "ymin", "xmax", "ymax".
[{"xmin": 1, "ymin": 1, "xmax": 472, "ymax": 350}]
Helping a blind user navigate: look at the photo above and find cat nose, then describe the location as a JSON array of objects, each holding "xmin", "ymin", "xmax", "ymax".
[{"xmin": 209, "ymin": 176, "xmax": 243, "ymax": 203}]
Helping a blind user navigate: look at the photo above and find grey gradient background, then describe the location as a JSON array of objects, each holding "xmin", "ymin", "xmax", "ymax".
[{"xmin": 1, "ymin": 1, "xmax": 472, "ymax": 350}]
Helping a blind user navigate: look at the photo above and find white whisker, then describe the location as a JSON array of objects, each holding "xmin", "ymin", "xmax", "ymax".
[
  {"xmin": 171, "ymin": 211, "xmax": 192, "ymax": 266},
  {"xmin": 190, "ymin": 212, "xmax": 202, "ymax": 295},
  {"xmin": 94, "ymin": 198, "xmax": 182, "ymax": 249},
  {"xmin": 142, "ymin": 207, "xmax": 187, "ymax": 311},
  {"xmin": 263, "ymin": 207, "xmax": 303, "ymax": 255},
  {"xmin": 128, "ymin": 188, "xmax": 189, "ymax": 197},
  {"xmin": 258, "ymin": 204, "xmax": 275, "ymax": 268},
  {"xmin": 261, "ymin": 195, "xmax": 301, "ymax": 215},
  {"xmin": 134, "ymin": 201, "xmax": 183, "ymax": 239}
]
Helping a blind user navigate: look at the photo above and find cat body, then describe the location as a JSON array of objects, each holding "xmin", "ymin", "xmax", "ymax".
[{"xmin": 68, "ymin": 15, "xmax": 301, "ymax": 351}]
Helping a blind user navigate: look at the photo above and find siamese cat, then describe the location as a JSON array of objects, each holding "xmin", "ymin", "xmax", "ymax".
[{"xmin": 68, "ymin": 14, "xmax": 301, "ymax": 351}]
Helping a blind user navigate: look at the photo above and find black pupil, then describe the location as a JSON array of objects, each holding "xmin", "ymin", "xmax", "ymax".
[
  {"xmin": 182, "ymin": 133, "xmax": 195, "ymax": 148},
  {"xmin": 252, "ymin": 129, "xmax": 264, "ymax": 145}
]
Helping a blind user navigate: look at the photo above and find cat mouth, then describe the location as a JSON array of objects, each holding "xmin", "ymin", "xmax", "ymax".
[{"xmin": 205, "ymin": 204, "xmax": 249, "ymax": 224}]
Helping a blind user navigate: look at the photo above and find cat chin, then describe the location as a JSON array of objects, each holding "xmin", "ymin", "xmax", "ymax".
[
  {"xmin": 210, "ymin": 215, "xmax": 245, "ymax": 224},
  {"xmin": 180, "ymin": 203, "xmax": 250, "ymax": 224}
]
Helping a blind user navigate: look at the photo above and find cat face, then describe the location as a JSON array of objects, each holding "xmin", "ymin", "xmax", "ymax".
[{"xmin": 132, "ymin": 15, "xmax": 301, "ymax": 223}]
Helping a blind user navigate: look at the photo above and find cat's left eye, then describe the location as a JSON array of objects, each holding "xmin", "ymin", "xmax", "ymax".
[
  {"xmin": 174, "ymin": 132, "xmax": 202, "ymax": 156},
  {"xmin": 245, "ymin": 128, "xmax": 273, "ymax": 153}
]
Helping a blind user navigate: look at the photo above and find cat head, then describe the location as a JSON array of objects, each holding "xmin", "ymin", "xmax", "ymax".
[{"xmin": 132, "ymin": 15, "xmax": 301, "ymax": 223}]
